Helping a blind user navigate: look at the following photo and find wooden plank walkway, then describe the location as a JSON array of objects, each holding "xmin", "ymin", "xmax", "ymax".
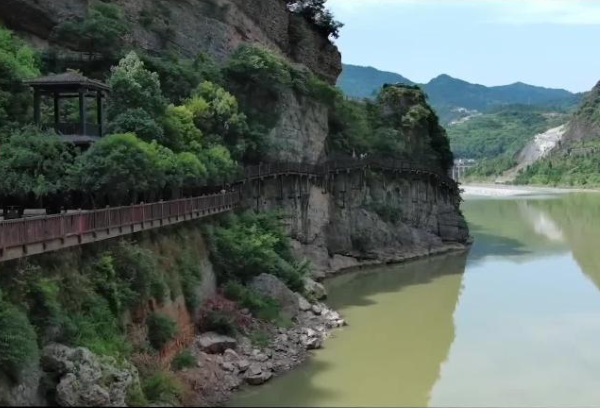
[{"xmin": 0, "ymin": 159, "xmax": 457, "ymax": 262}]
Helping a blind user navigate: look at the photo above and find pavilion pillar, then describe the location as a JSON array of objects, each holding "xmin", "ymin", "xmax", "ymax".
[
  {"xmin": 53, "ymin": 92, "xmax": 60, "ymax": 133},
  {"xmin": 97, "ymin": 91, "xmax": 103, "ymax": 137},
  {"xmin": 79, "ymin": 88, "xmax": 87, "ymax": 136},
  {"xmin": 33, "ymin": 88, "xmax": 41, "ymax": 125}
]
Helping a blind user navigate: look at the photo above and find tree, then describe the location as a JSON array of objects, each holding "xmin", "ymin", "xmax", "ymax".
[
  {"xmin": 107, "ymin": 52, "xmax": 167, "ymax": 143},
  {"xmin": 142, "ymin": 52, "xmax": 223, "ymax": 104},
  {"xmin": 186, "ymin": 81, "xmax": 249, "ymax": 157},
  {"xmin": 0, "ymin": 25, "xmax": 40, "ymax": 130},
  {"xmin": 0, "ymin": 127, "xmax": 74, "ymax": 200},
  {"xmin": 286, "ymin": 0, "xmax": 344, "ymax": 39},
  {"xmin": 198, "ymin": 145, "xmax": 238, "ymax": 185},
  {"xmin": 162, "ymin": 105, "xmax": 203, "ymax": 152},
  {"xmin": 69, "ymin": 133, "xmax": 163, "ymax": 204},
  {"xmin": 54, "ymin": 1, "xmax": 129, "ymax": 59}
]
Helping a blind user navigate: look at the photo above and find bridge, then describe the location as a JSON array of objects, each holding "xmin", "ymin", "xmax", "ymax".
[{"xmin": 0, "ymin": 158, "xmax": 458, "ymax": 263}]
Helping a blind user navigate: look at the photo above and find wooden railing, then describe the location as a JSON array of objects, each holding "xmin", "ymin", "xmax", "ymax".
[
  {"xmin": 0, "ymin": 192, "xmax": 239, "ymax": 258},
  {"xmin": 0, "ymin": 158, "xmax": 457, "ymax": 261}
]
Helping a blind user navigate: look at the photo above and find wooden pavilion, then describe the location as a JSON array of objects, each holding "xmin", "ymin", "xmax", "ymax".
[{"xmin": 24, "ymin": 72, "xmax": 110, "ymax": 144}]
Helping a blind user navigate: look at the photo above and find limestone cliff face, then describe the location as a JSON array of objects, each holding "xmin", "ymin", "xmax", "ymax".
[
  {"xmin": 0, "ymin": 0, "xmax": 341, "ymax": 84},
  {"xmin": 243, "ymin": 172, "xmax": 469, "ymax": 277}
]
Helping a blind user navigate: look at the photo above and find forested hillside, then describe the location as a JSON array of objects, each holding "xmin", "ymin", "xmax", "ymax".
[{"xmin": 337, "ymin": 64, "xmax": 580, "ymax": 124}]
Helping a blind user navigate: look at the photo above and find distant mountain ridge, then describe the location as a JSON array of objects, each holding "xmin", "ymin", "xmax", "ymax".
[{"xmin": 338, "ymin": 64, "xmax": 581, "ymax": 123}]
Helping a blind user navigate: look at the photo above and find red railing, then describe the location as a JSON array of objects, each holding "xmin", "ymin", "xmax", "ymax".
[{"xmin": 0, "ymin": 192, "xmax": 239, "ymax": 252}]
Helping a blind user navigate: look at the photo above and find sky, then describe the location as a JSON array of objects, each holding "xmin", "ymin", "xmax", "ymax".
[{"xmin": 328, "ymin": 0, "xmax": 600, "ymax": 92}]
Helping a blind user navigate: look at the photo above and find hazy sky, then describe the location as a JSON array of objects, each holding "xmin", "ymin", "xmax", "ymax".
[{"xmin": 328, "ymin": 0, "xmax": 600, "ymax": 92}]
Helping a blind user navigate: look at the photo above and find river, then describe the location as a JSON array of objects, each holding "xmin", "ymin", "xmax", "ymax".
[{"xmin": 231, "ymin": 191, "xmax": 600, "ymax": 407}]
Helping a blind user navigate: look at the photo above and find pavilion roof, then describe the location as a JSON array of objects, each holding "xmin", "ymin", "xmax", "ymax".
[{"xmin": 24, "ymin": 72, "xmax": 110, "ymax": 92}]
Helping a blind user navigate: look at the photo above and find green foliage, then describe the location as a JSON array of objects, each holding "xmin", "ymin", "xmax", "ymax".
[
  {"xmin": 0, "ymin": 127, "xmax": 74, "ymax": 199},
  {"xmin": 447, "ymin": 107, "xmax": 568, "ymax": 160},
  {"xmin": 171, "ymin": 350, "xmax": 196, "ymax": 371},
  {"xmin": 223, "ymin": 282, "xmax": 281, "ymax": 322},
  {"xmin": 54, "ymin": 1, "xmax": 128, "ymax": 59},
  {"xmin": 202, "ymin": 310, "xmax": 238, "ymax": 336},
  {"xmin": 108, "ymin": 52, "xmax": 167, "ymax": 142},
  {"xmin": 197, "ymin": 145, "xmax": 238, "ymax": 185},
  {"xmin": 142, "ymin": 52, "xmax": 223, "ymax": 104},
  {"xmin": 68, "ymin": 133, "xmax": 163, "ymax": 203},
  {"xmin": 329, "ymin": 85, "xmax": 453, "ymax": 170},
  {"xmin": 188, "ymin": 81, "xmax": 249, "ymax": 158},
  {"xmin": 0, "ymin": 25, "xmax": 40, "ymax": 129},
  {"xmin": 367, "ymin": 202, "xmax": 403, "ymax": 224},
  {"xmin": 205, "ymin": 211, "xmax": 307, "ymax": 292},
  {"xmin": 68, "ymin": 295, "xmax": 132, "ymax": 359},
  {"xmin": 0, "ymin": 292, "xmax": 39, "ymax": 381},
  {"xmin": 141, "ymin": 369, "xmax": 185, "ymax": 406},
  {"xmin": 108, "ymin": 108, "xmax": 165, "ymax": 143},
  {"xmin": 287, "ymin": 0, "xmax": 344, "ymax": 39},
  {"xmin": 162, "ymin": 104, "xmax": 203, "ymax": 151},
  {"xmin": 147, "ymin": 313, "xmax": 178, "ymax": 350},
  {"xmin": 515, "ymin": 149, "xmax": 600, "ymax": 187},
  {"xmin": 177, "ymin": 250, "xmax": 203, "ymax": 311},
  {"xmin": 465, "ymin": 156, "xmax": 516, "ymax": 180}
]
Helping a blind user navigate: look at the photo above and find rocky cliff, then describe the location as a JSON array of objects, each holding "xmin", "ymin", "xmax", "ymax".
[
  {"xmin": 0, "ymin": 0, "xmax": 341, "ymax": 84},
  {"xmin": 562, "ymin": 80, "xmax": 600, "ymax": 144}
]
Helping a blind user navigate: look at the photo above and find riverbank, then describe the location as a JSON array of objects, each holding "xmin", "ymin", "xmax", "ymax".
[
  {"xmin": 462, "ymin": 183, "xmax": 600, "ymax": 197},
  {"xmin": 193, "ymin": 241, "xmax": 470, "ymax": 406}
]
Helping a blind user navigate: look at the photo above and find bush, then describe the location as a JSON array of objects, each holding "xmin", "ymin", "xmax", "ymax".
[
  {"xmin": 0, "ymin": 25, "xmax": 40, "ymax": 129},
  {"xmin": 0, "ymin": 127, "xmax": 74, "ymax": 199},
  {"xmin": 202, "ymin": 310, "xmax": 238, "ymax": 336},
  {"xmin": 0, "ymin": 294, "xmax": 39, "ymax": 381},
  {"xmin": 54, "ymin": 1, "xmax": 128, "ymax": 59},
  {"xmin": 177, "ymin": 250, "xmax": 203, "ymax": 312},
  {"xmin": 205, "ymin": 211, "xmax": 307, "ymax": 291},
  {"xmin": 147, "ymin": 313, "xmax": 178, "ymax": 350},
  {"xmin": 171, "ymin": 350, "xmax": 196, "ymax": 371},
  {"xmin": 223, "ymin": 282, "xmax": 281, "ymax": 322},
  {"xmin": 68, "ymin": 133, "xmax": 164, "ymax": 203},
  {"xmin": 141, "ymin": 369, "xmax": 185, "ymax": 406}
]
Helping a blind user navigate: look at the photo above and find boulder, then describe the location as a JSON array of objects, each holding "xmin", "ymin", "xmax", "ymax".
[
  {"xmin": 304, "ymin": 278, "xmax": 327, "ymax": 300},
  {"xmin": 42, "ymin": 344, "xmax": 139, "ymax": 407},
  {"xmin": 197, "ymin": 333, "xmax": 237, "ymax": 354},
  {"xmin": 300, "ymin": 328, "xmax": 323, "ymax": 350},
  {"xmin": 250, "ymin": 274, "xmax": 299, "ymax": 319},
  {"xmin": 296, "ymin": 293, "xmax": 312, "ymax": 312},
  {"xmin": 311, "ymin": 304, "xmax": 323, "ymax": 315},
  {"xmin": 244, "ymin": 364, "xmax": 273, "ymax": 386}
]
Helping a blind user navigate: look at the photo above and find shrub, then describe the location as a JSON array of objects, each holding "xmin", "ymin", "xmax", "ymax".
[
  {"xmin": 68, "ymin": 133, "xmax": 164, "ymax": 204},
  {"xmin": 202, "ymin": 310, "xmax": 238, "ymax": 336},
  {"xmin": 177, "ymin": 250, "xmax": 203, "ymax": 312},
  {"xmin": 141, "ymin": 369, "xmax": 185, "ymax": 406},
  {"xmin": 205, "ymin": 211, "xmax": 307, "ymax": 291},
  {"xmin": 0, "ymin": 294, "xmax": 39, "ymax": 381},
  {"xmin": 54, "ymin": 1, "xmax": 128, "ymax": 59},
  {"xmin": 223, "ymin": 282, "xmax": 281, "ymax": 322},
  {"xmin": 0, "ymin": 127, "xmax": 74, "ymax": 199},
  {"xmin": 147, "ymin": 313, "xmax": 178, "ymax": 350},
  {"xmin": 0, "ymin": 25, "xmax": 40, "ymax": 129},
  {"xmin": 171, "ymin": 350, "xmax": 196, "ymax": 371}
]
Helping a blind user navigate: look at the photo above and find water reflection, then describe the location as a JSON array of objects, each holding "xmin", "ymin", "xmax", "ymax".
[
  {"xmin": 231, "ymin": 253, "xmax": 468, "ymax": 407},
  {"xmin": 231, "ymin": 192, "xmax": 600, "ymax": 407}
]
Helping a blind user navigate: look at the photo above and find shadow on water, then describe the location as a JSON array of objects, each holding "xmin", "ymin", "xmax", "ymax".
[
  {"xmin": 326, "ymin": 251, "xmax": 469, "ymax": 310},
  {"xmin": 466, "ymin": 222, "xmax": 533, "ymax": 264},
  {"xmin": 231, "ymin": 252, "xmax": 469, "ymax": 407}
]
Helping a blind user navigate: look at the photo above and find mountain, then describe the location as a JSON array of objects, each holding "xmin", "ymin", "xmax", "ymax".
[
  {"xmin": 337, "ymin": 64, "xmax": 581, "ymax": 123},
  {"xmin": 338, "ymin": 64, "xmax": 413, "ymax": 99}
]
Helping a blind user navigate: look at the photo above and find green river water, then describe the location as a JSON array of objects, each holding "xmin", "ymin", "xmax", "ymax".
[{"xmin": 231, "ymin": 192, "xmax": 600, "ymax": 407}]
